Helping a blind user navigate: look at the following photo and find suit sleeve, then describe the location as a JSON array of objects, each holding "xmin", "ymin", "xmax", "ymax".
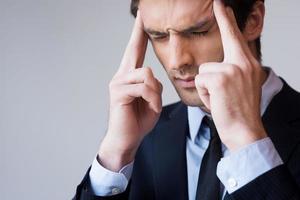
[
  {"xmin": 225, "ymin": 143, "xmax": 300, "ymax": 200},
  {"xmin": 224, "ymin": 165, "xmax": 300, "ymax": 200},
  {"xmin": 73, "ymin": 167, "xmax": 131, "ymax": 200},
  {"xmin": 217, "ymin": 137, "xmax": 283, "ymax": 193},
  {"xmin": 73, "ymin": 132, "xmax": 156, "ymax": 200}
]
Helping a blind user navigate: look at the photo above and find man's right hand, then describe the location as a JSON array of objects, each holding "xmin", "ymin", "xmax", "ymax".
[{"xmin": 98, "ymin": 11, "xmax": 163, "ymax": 172}]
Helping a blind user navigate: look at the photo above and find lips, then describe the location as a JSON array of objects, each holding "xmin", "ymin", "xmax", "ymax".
[{"xmin": 174, "ymin": 76, "xmax": 196, "ymax": 88}]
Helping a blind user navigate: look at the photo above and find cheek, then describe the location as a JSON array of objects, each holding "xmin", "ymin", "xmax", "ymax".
[{"xmin": 150, "ymin": 41, "xmax": 169, "ymax": 70}]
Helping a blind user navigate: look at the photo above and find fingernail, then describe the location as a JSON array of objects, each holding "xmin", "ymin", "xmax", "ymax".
[{"xmin": 215, "ymin": 0, "xmax": 222, "ymax": 3}]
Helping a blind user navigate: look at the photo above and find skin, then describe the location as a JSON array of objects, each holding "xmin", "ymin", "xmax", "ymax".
[
  {"xmin": 141, "ymin": 0, "xmax": 223, "ymax": 107},
  {"xmin": 98, "ymin": 0, "xmax": 268, "ymax": 172}
]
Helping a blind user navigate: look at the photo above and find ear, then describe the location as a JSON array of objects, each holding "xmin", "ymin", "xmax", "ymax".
[{"xmin": 243, "ymin": 1, "xmax": 265, "ymax": 42}]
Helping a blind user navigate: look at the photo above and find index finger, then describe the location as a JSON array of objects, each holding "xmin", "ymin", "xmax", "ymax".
[
  {"xmin": 118, "ymin": 11, "xmax": 148, "ymax": 74},
  {"xmin": 213, "ymin": 0, "xmax": 252, "ymax": 63}
]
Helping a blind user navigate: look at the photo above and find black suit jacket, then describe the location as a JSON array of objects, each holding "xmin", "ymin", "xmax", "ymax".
[{"xmin": 74, "ymin": 80, "xmax": 300, "ymax": 200}]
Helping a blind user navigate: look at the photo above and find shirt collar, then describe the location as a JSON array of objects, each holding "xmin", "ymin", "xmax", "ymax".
[
  {"xmin": 187, "ymin": 67, "xmax": 283, "ymax": 143},
  {"xmin": 187, "ymin": 106, "xmax": 206, "ymax": 142},
  {"xmin": 260, "ymin": 67, "xmax": 284, "ymax": 115}
]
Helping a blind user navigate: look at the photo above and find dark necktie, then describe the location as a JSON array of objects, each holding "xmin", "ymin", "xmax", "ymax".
[{"xmin": 196, "ymin": 116, "xmax": 222, "ymax": 200}]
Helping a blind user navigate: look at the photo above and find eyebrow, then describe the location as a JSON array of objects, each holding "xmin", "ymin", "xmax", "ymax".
[{"xmin": 144, "ymin": 15, "xmax": 213, "ymax": 36}]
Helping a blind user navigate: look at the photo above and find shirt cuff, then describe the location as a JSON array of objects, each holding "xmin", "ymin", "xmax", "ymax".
[
  {"xmin": 217, "ymin": 137, "xmax": 283, "ymax": 194},
  {"xmin": 89, "ymin": 157, "xmax": 134, "ymax": 196}
]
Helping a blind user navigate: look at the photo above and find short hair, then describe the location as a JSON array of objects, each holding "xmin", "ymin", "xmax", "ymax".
[{"xmin": 130, "ymin": 0, "xmax": 265, "ymax": 61}]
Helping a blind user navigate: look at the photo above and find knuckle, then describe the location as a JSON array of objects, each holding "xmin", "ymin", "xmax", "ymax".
[
  {"xmin": 143, "ymin": 67, "xmax": 153, "ymax": 78},
  {"xmin": 199, "ymin": 63, "xmax": 208, "ymax": 72},
  {"xmin": 251, "ymin": 60, "xmax": 261, "ymax": 74},
  {"xmin": 243, "ymin": 62, "xmax": 256, "ymax": 76},
  {"xmin": 244, "ymin": 59, "xmax": 253, "ymax": 69},
  {"xmin": 215, "ymin": 74, "xmax": 228, "ymax": 87},
  {"xmin": 226, "ymin": 65, "xmax": 236, "ymax": 76},
  {"xmin": 158, "ymin": 81, "xmax": 163, "ymax": 93},
  {"xmin": 109, "ymin": 80, "xmax": 116, "ymax": 90},
  {"xmin": 229, "ymin": 64, "xmax": 242, "ymax": 77},
  {"xmin": 155, "ymin": 81, "xmax": 163, "ymax": 94},
  {"xmin": 252, "ymin": 59, "xmax": 260, "ymax": 68},
  {"xmin": 141, "ymin": 84, "xmax": 149, "ymax": 94}
]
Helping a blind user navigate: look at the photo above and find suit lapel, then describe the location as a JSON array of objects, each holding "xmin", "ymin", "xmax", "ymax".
[{"xmin": 153, "ymin": 102, "xmax": 189, "ymax": 200}]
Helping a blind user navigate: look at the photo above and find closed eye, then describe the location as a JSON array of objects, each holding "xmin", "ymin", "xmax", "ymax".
[
  {"xmin": 190, "ymin": 31, "xmax": 209, "ymax": 37},
  {"xmin": 150, "ymin": 34, "xmax": 168, "ymax": 41},
  {"xmin": 148, "ymin": 30, "xmax": 209, "ymax": 41}
]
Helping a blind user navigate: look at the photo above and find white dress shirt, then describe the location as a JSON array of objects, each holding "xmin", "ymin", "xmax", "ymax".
[{"xmin": 89, "ymin": 67, "xmax": 284, "ymax": 199}]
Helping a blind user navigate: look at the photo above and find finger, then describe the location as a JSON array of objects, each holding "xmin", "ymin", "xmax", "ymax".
[
  {"xmin": 116, "ymin": 67, "xmax": 162, "ymax": 94},
  {"xmin": 195, "ymin": 71, "xmax": 228, "ymax": 96},
  {"xmin": 198, "ymin": 62, "xmax": 241, "ymax": 77},
  {"xmin": 118, "ymin": 11, "xmax": 148, "ymax": 74},
  {"xmin": 213, "ymin": 0, "xmax": 252, "ymax": 63},
  {"xmin": 155, "ymin": 78, "xmax": 164, "ymax": 95},
  {"xmin": 195, "ymin": 74, "xmax": 211, "ymax": 110},
  {"xmin": 198, "ymin": 62, "xmax": 225, "ymax": 74},
  {"xmin": 120, "ymin": 83, "xmax": 162, "ymax": 113}
]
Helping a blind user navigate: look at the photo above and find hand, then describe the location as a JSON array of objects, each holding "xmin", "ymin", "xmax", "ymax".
[
  {"xmin": 195, "ymin": 0, "xmax": 267, "ymax": 151},
  {"xmin": 98, "ymin": 12, "xmax": 163, "ymax": 171}
]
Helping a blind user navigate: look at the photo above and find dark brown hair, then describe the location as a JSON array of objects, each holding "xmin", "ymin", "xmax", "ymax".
[{"xmin": 130, "ymin": 0, "xmax": 265, "ymax": 61}]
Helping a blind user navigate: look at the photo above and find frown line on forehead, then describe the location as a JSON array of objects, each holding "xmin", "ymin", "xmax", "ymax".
[{"xmin": 144, "ymin": 13, "xmax": 214, "ymax": 35}]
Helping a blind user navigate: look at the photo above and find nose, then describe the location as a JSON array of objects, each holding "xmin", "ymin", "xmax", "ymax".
[{"xmin": 168, "ymin": 34, "xmax": 194, "ymax": 71}]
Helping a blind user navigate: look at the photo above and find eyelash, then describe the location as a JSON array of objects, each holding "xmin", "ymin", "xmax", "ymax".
[
  {"xmin": 151, "ymin": 31, "xmax": 209, "ymax": 41},
  {"xmin": 190, "ymin": 31, "xmax": 208, "ymax": 37},
  {"xmin": 151, "ymin": 35, "xmax": 168, "ymax": 41}
]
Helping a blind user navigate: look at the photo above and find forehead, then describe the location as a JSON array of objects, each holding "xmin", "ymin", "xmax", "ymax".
[{"xmin": 139, "ymin": 0, "xmax": 213, "ymax": 31}]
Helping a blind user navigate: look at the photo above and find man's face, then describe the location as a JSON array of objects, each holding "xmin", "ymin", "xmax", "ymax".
[{"xmin": 140, "ymin": 0, "xmax": 224, "ymax": 107}]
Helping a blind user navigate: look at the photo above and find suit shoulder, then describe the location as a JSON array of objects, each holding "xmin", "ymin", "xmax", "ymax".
[
  {"xmin": 141, "ymin": 101, "xmax": 184, "ymax": 146},
  {"xmin": 268, "ymin": 79, "xmax": 300, "ymax": 130},
  {"xmin": 279, "ymin": 79, "xmax": 300, "ymax": 107},
  {"xmin": 159, "ymin": 101, "xmax": 183, "ymax": 120}
]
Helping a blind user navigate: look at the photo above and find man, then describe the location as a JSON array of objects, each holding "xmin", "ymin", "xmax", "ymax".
[{"xmin": 74, "ymin": 0, "xmax": 300, "ymax": 199}]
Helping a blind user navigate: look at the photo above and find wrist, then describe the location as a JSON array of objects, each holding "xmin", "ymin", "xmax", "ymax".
[
  {"xmin": 98, "ymin": 137, "xmax": 138, "ymax": 172},
  {"xmin": 222, "ymin": 125, "xmax": 268, "ymax": 152}
]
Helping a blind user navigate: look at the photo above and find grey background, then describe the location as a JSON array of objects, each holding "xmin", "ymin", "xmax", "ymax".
[{"xmin": 1, "ymin": 0, "xmax": 299, "ymax": 199}]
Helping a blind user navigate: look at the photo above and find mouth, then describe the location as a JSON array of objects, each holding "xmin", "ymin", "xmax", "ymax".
[{"xmin": 174, "ymin": 76, "xmax": 196, "ymax": 89}]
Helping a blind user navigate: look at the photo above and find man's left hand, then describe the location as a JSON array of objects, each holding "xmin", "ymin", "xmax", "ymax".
[{"xmin": 195, "ymin": 0, "xmax": 267, "ymax": 151}]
